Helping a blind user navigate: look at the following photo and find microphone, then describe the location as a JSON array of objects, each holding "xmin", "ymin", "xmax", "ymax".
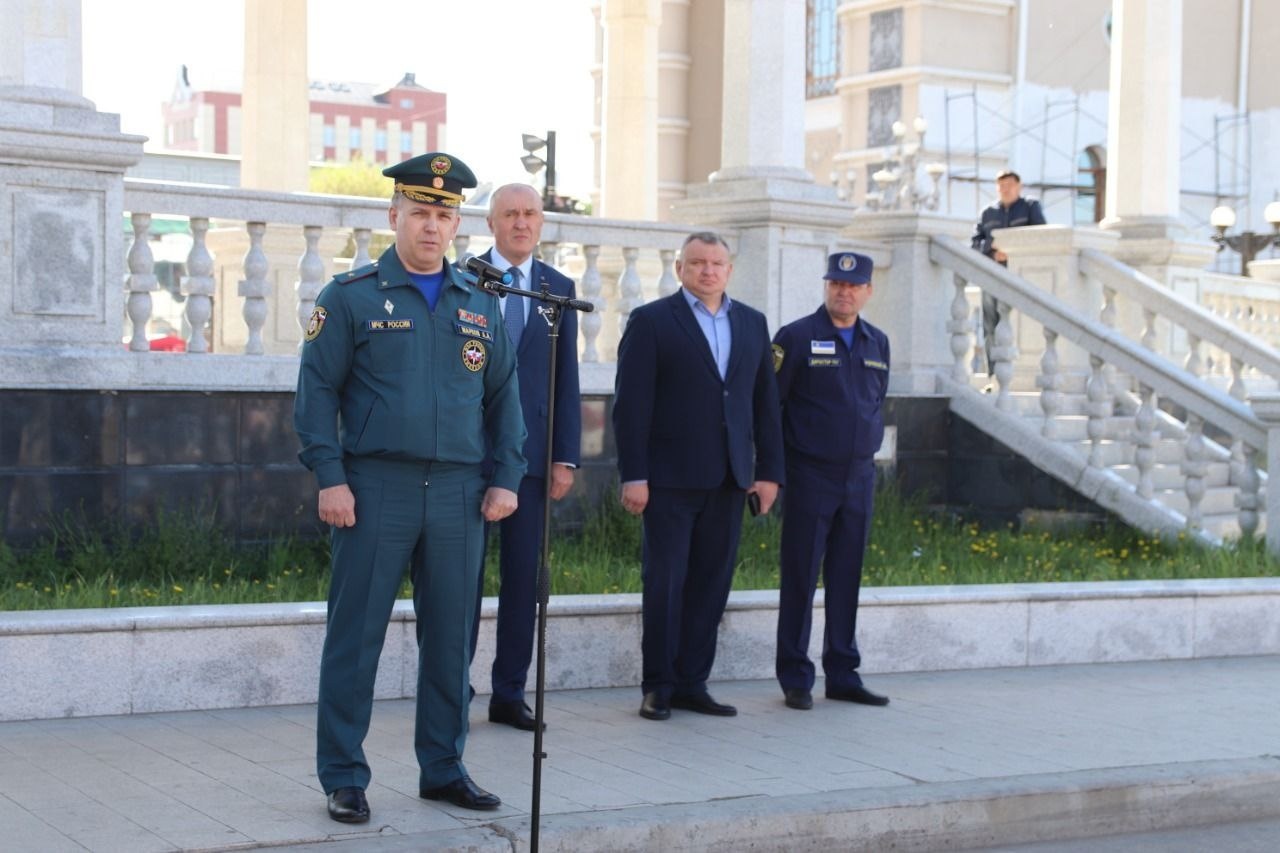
[{"xmin": 464, "ymin": 256, "xmax": 514, "ymax": 290}]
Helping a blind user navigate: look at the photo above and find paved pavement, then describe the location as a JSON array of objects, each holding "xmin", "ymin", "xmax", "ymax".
[{"xmin": 2, "ymin": 656, "xmax": 1279, "ymax": 852}]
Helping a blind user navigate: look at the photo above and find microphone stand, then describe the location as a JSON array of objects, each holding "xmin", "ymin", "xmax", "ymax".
[{"xmin": 480, "ymin": 273, "xmax": 592, "ymax": 853}]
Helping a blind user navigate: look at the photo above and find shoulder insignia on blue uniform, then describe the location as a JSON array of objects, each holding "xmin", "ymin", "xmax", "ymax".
[
  {"xmin": 772, "ymin": 343, "xmax": 784, "ymax": 373},
  {"xmin": 334, "ymin": 262, "xmax": 378, "ymax": 285}
]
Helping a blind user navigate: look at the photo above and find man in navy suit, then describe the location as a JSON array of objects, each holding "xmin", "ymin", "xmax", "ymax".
[
  {"xmin": 613, "ymin": 232, "xmax": 784, "ymax": 721},
  {"xmin": 474, "ymin": 183, "xmax": 581, "ymax": 732}
]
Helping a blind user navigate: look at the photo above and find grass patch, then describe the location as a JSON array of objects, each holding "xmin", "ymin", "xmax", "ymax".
[{"xmin": 0, "ymin": 486, "xmax": 1273, "ymax": 611}]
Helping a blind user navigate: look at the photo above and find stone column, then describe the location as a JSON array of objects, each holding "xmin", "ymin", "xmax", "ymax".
[
  {"xmin": 1100, "ymin": 0, "xmax": 1215, "ymax": 282},
  {"xmin": 842, "ymin": 212, "xmax": 974, "ymax": 394},
  {"xmin": 598, "ymin": 0, "xmax": 662, "ymax": 219},
  {"xmin": 671, "ymin": 0, "xmax": 853, "ymax": 330},
  {"xmin": 241, "ymin": 0, "xmax": 309, "ymax": 192},
  {"xmin": 1249, "ymin": 392, "xmax": 1280, "ymax": 556},
  {"xmin": 0, "ymin": 0, "xmax": 144, "ymax": 368}
]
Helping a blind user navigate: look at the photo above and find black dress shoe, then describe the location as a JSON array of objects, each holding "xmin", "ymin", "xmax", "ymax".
[
  {"xmin": 826, "ymin": 684, "xmax": 890, "ymax": 706},
  {"xmin": 420, "ymin": 775, "xmax": 501, "ymax": 811},
  {"xmin": 639, "ymin": 692, "xmax": 670, "ymax": 720},
  {"xmin": 670, "ymin": 692, "xmax": 737, "ymax": 717},
  {"xmin": 489, "ymin": 700, "xmax": 545, "ymax": 732},
  {"xmin": 326, "ymin": 786, "xmax": 370, "ymax": 823},
  {"xmin": 783, "ymin": 688, "xmax": 813, "ymax": 710}
]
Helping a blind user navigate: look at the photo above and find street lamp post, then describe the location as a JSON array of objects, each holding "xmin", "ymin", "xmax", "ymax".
[{"xmin": 1210, "ymin": 200, "xmax": 1280, "ymax": 277}]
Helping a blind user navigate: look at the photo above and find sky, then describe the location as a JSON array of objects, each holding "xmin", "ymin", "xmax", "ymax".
[{"xmin": 80, "ymin": 0, "xmax": 598, "ymax": 197}]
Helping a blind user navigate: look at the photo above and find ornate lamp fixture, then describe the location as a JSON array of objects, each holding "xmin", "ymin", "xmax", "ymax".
[
  {"xmin": 1210, "ymin": 200, "xmax": 1280, "ymax": 277},
  {"xmin": 865, "ymin": 116, "xmax": 946, "ymax": 211}
]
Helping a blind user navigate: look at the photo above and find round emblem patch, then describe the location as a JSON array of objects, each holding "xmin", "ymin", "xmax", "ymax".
[
  {"xmin": 772, "ymin": 343, "xmax": 785, "ymax": 373},
  {"xmin": 462, "ymin": 340, "xmax": 487, "ymax": 372},
  {"xmin": 838, "ymin": 254, "xmax": 856, "ymax": 271},
  {"xmin": 432, "ymin": 176, "xmax": 444, "ymax": 188},
  {"xmin": 304, "ymin": 306, "xmax": 327, "ymax": 342},
  {"xmin": 430, "ymin": 155, "xmax": 451, "ymax": 175}
]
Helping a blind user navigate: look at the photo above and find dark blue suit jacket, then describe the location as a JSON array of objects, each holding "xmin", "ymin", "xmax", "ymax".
[
  {"xmin": 482, "ymin": 249, "xmax": 581, "ymax": 478},
  {"xmin": 613, "ymin": 290, "xmax": 785, "ymax": 491}
]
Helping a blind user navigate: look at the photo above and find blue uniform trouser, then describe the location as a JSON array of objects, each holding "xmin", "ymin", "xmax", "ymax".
[
  {"xmin": 640, "ymin": 483, "xmax": 745, "ymax": 700},
  {"xmin": 316, "ymin": 457, "xmax": 486, "ymax": 794},
  {"xmin": 775, "ymin": 459, "xmax": 875, "ymax": 692},
  {"xmin": 489, "ymin": 474, "xmax": 546, "ymax": 704}
]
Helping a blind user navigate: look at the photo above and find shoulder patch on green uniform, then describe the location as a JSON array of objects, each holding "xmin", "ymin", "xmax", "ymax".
[
  {"xmin": 334, "ymin": 261, "xmax": 379, "ymax": 285},
  {"xmin": 772, "ymin": 343, "xmax": 784, "ymax": 373},
  {"xmin": 304, "ymin": 306, "xmax": 327, "ymax": 342}
]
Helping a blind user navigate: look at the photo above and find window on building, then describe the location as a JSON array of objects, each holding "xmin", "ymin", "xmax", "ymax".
[
  {"xmin": 1077, "ymin": 145, "xmax": 1107, "ymax": 224},
  {"xmin": 349, "ymin": 127, "xmax": 361, "ymax": 149},
  {"xmin": 401, "ymin": 130, "xmax": 412, "ymax": 152},
  {"xmin": 400, "ymin": 98, "xmax": 413, "ymax": 109},
  {"xmin": 375, "ymin": 129, "xmax": 387, "ymax": 152},
  {"xmin": 322, "ymin": 125, "xmax": 335, "ymax": 146},
  {"xmin": 806, "ymin": 0, "xmax": 839, "ymax": 98}
]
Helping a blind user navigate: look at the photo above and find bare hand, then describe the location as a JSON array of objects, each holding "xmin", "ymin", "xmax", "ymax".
[
  {"xmin": 549, "ymin": 463, "xmax": 575, "ymax": 501},
  {"xmin": 482, "ymin": 487, "xmax": 519, "ymax": 522},
  {"xmin": 993, "ymin": 249, "xmax": 1008, "ymax": 263},
  {"xmin": 318, "ymin": 484, "xmax": 356, "ymax": 528},
  {"xmin": 620, "ymin": 482, "xmax": 649, "ymax": 516},
  {"xmin": 749, "ymin": 481, "xmax": 779, "ymax": 515}
]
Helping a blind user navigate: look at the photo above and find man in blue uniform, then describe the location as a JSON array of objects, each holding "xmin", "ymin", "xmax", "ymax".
[
  {"xmin": 472, "ymin": 183, "xmax": 581, "ymax": 732},
  {"xmin": 773, "ymin": 252, "xmax": 890, "ymax": 711},
  {"xmin": 614, "ymin": 232, "xmax": 785, "ymax": 722},
  {"xmin": 294, "ymin": 152, "xmax": 526, "ymax": 822},
  {"xmin": 971, "ymin": 169, "xmax": 1045, "ymax": 372}
]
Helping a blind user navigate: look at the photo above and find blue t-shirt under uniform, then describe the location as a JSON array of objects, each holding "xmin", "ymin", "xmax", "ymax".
[{"xmin": 407, "ymin": 270, "xmax": 446, "ymax": 312}]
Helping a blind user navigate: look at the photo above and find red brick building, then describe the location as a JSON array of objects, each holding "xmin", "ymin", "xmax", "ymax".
[{"xmin": 161, "ymin": 67, "xmax": 446, "ymax": 165}]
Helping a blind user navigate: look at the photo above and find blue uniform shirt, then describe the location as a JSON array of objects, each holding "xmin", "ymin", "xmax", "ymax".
[{"xmin": 772, "ymin": 306, "xmax": 890, "ymax": 472}]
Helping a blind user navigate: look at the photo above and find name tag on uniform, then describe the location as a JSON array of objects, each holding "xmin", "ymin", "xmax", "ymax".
[
  {"xmin": 454, "ymin": 322, "xmax": 494, "ymax": 341},
  {"xmin": 368, "ymin": 319, "xmax": 414, "ymax": 332},
  {"xmin": 810, "ymin": 340, "xmax": 836, "ymax": 355},
  {"xmin": 863, "ymin": 358, "xmax": 888, "ymax": 370},
  {"xmin": 808, "ymin": 357, "xmax": 841, "ymax": 367}
]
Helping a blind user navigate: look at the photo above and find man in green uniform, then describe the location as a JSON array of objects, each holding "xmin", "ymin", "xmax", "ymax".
[{"xmin": 294, "ymin": 151, "xmax": 526, "ymax": 823}]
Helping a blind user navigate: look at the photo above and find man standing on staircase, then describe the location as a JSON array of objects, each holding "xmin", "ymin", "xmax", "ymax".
[
  {"xmin": 773, "ymin": 252, "xmax": 891, "ymax": 711},
  {"xmin": 971, "ymin": 169, "xmax": 1046, "ymax": 374}
]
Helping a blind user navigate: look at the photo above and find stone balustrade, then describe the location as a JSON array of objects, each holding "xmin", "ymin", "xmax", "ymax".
[{"xmin": 118, "ymin": 179, "xmax": 701, "ymax": 393}]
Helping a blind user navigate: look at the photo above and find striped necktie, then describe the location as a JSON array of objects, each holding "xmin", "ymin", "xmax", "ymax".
[{"xmin": 503, "ymin": 266, "xmax": 524, "ymax": 347}]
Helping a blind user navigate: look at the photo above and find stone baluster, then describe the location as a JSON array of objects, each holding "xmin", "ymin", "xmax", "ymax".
[
  {"xmin": 353, "ymin": 227, "xmax": 372, "ymax": 267},
  {"xmin": 617, "ymin": 246, "xmax": 642, "ymax": 343},
  {"xmin": 539, "ymin": 239, "xmax": 559, "ymax": 269},
  {"xmin": 657, "ymin": 249, "xmax": 679, "ymax": 297},
  {"xmin": 1141, "ymin": 308, "xmax": 1157, "ymax": 352},
  {"xmin": 1226, "ymin": 355, "xmax": 1260, "ymax": 537},
  {"xmin": 1180, "ymin": 413, "xmax": 1208, "ymax": 531},
  {"xmin": 1099, "ymin": 286, "xmax": 1120, "ymax": 395},
  {"xmin": 125, "ymin": 213, "xmax": 158, "ymax": 352},
  {"xmin": 579, "ymin": 245, "xmax": 603, "ymax": 363},
  {"xmin": 947, "ymin": 274, "xmax": 971, "ymax": 384},
  {"xmin": 1133, "ymin": 383, "xmax": 1157, "ymax": 499},
  {"xmin": 990, "ymin": 300, "xmax": 1016, "ymax": 412},
  {"xmin": 1253, "ymin": 393, "xmax": 1280, "ymax": 556},
  {"xmin": 295, "ymin": 226, "xmax": 325, "ymax": 344},
  {"xmin": 1036, "ymin": 328, "xmax": 1061, "ymax": 439},
  {"xmin": 239, "ymin": 222, "xmax": 269, "ymax": 355},
  {"xmin": 1184, "ymin": 333, "xmax": 1203, "ymax": 379},
  {"xmin": 1085, "ymin": 354, "xmax": 1112, "ymax": 467},
  {"xmin": 453, "ymin": 234, "xmax": 472, "ymax": 264},
  {"xmin": 182, "ymin": 217, "xmax": 215, "ymax": 354}
]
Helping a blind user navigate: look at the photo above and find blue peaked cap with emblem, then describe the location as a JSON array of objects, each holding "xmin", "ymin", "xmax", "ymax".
[{"xmin": 825, "ymin": 251, "xmax": 873, "ymax": 284}]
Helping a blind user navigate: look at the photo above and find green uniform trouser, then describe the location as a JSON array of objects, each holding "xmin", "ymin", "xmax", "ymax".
[{"xmin": 316, "ymin": 457, "xmax": 485, "ymax": 793}]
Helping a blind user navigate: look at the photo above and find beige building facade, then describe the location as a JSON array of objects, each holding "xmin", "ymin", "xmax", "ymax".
[{"xmin": 592, "ymin": 0, "xmax": 1280, "ymax": 248}]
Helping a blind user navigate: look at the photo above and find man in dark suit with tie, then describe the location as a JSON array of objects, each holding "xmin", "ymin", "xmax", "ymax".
[
  {"xmin": 474, "ymin": 183, "xmax": 582, "ymax": 732},
  {"xmin": 613, "ymin": 231, "xmax": 784, "ymax": 721}
]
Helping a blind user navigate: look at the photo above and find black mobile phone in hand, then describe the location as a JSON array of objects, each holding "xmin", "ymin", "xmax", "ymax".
[{"xmin": 747, "ymin": 491, "xmax": 761, "ymax": 516}]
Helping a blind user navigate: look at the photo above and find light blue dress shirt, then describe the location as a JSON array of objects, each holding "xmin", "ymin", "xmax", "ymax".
[{"xmin": 682, "ymin": 287, "xmax": 732, "ymax": 380}]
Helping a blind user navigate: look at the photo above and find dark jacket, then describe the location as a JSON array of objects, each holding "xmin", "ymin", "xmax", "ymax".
[{"xmin": 971, "ymin": 196, "xmax": 1046, "ymax": 259}]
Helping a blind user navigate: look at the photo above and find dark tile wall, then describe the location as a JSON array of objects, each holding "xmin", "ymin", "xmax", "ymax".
[{"xmin": 0, "ymin": 390, "xmax": 1106, "ymax": 545}]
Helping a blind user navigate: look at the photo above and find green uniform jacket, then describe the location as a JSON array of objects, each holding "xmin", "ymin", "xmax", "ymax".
[{"xmin": 294, "ymin": 246, "xmax": 527, "ymax": 493}]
